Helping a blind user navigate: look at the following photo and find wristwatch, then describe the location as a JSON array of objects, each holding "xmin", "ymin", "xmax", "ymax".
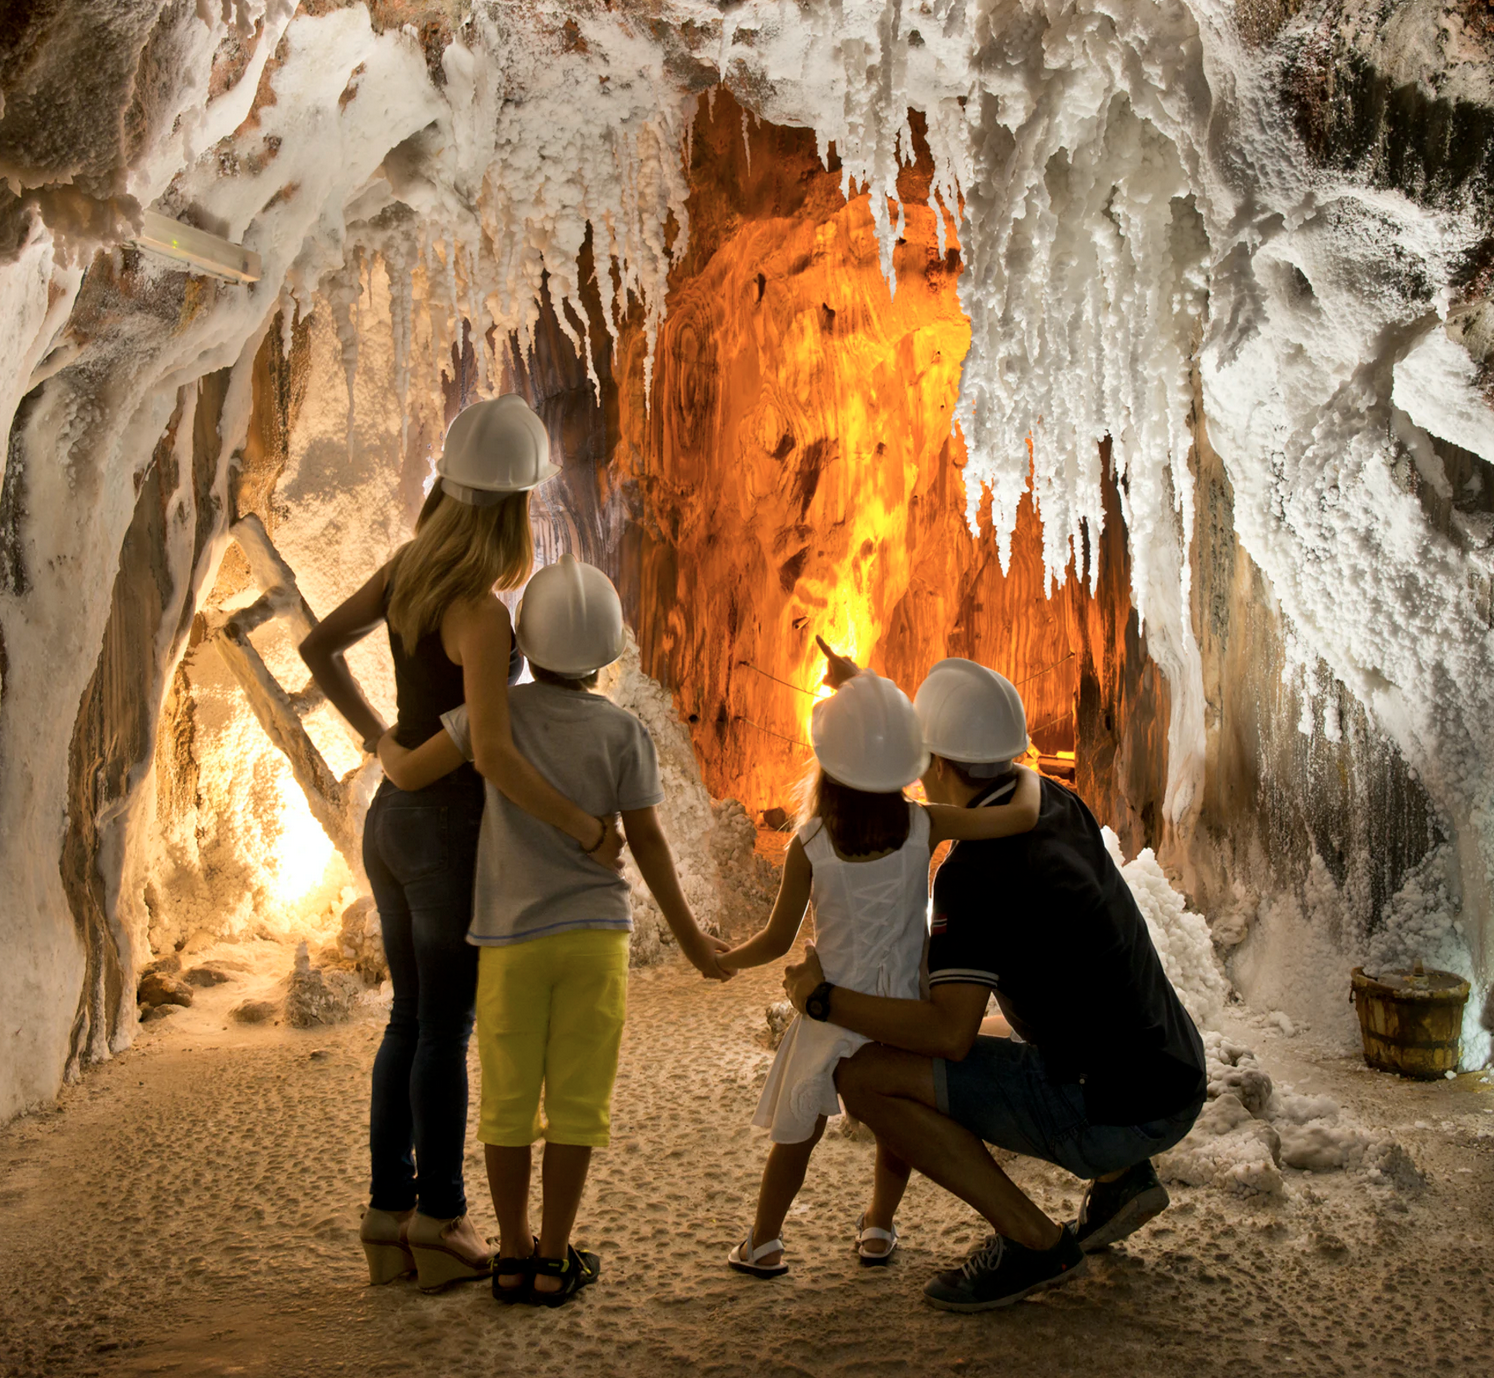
[{"xmin": 804, "ymin": 981, "xmax": 835, "ymax": 1022}]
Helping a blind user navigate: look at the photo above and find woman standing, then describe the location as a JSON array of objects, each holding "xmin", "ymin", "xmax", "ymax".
[{"xmin": 300, "ymin": 395, "xmax": 624, "ymax": 1291}]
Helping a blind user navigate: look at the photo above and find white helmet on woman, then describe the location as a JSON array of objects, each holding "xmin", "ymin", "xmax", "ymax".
[
  {"xmin": 516, "ymin": 555, "xmax": 627, "ymax": 676},
  {"xmin": 437, "ymin": 394, "xmax": 561, "ymax": 502},
  {"xmin": 810, "ymin": 671, "xmax": 929, "ymax": 793},
  {"xmin": 914, "ymin": 658, "xmax": 1028, "ymax": 774}
]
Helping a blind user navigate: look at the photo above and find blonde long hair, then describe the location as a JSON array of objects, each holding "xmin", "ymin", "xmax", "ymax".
[{"xmin": 386, "ymin": 485, "xmax": 533, "ymax": 654}]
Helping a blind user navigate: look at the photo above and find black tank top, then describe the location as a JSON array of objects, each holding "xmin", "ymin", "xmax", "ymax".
[{"xmin": 383, "ymin": 576, "xmax": 522, "ymax": 748}]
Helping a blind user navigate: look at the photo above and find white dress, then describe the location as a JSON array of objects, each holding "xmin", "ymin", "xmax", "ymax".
[{"xmin": 753, "ymin": 805, "xmax": 931, "ymax": 1143}]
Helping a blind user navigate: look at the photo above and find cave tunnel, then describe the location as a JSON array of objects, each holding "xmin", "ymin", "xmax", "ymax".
[{"xmin": 2, "ymin": 2, "xmax": 1494, "ymax": 1374}]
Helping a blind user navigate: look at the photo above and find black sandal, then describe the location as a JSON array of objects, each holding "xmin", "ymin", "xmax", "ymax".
[
  {"xmin": 492, "ymin": 1236, "xmax": 538, "ymax": 1304},
  {"xmin": 526, "ymin": 1244, "xmax": 601, "ymax": 1307}
]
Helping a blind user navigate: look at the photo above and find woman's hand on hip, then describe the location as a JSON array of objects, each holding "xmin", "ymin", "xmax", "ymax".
[{"xmin": 586, "ymin": 816, "xmax": 626, "ymax": 872}]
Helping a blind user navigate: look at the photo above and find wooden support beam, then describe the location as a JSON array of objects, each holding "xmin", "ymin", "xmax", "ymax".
[{"xmin": 206, "ymin": 516, "xmax": 380, "ymax": 879}]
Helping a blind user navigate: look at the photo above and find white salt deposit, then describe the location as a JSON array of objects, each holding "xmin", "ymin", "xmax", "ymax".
[
  {"xmin": 1103, "ymin": 827, "xmax": 1230, "ymax": 1031},
  {"xmin": 1107, "ymin": 831, "xmax": 1420, "ymax": 1194}
]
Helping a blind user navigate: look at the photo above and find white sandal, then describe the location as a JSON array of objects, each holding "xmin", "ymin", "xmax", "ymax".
[
  {"xmin": 727, "ymin": 1230, "xmax": 789, "ymax": 1278},
  {"xmin": 855, "ymin": 1214, "xmax": 899, "ymax": 1267}
]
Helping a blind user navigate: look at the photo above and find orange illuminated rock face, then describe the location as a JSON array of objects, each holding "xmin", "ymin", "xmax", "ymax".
[{"xmin": 605, "ymin": 90, "xmax": 1167, "ymax": 845}]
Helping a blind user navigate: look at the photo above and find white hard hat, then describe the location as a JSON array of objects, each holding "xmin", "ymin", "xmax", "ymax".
[
  {"xmin": 437, "ymin": 394, "xmax": 561, "ymax": 501},
  {"xmin": 914, "ymin": 658, "xmax": 1029, "ymax": 770},
  {"xmin": 810, "ymin": 671, "xmax": 930, "ymax": 793},
  {"xmin": 516, "ymin": 554, "xmax": 627, "ymax": 676}
]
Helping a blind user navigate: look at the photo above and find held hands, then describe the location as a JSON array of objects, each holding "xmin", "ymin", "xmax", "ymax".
[
  {"xmin": 683, "ymin": 931, "xmax": 735, "ymax": 982},
  {"xmin": 783, "ymin": 942, "xmax": 826, "ymax": 1013},
  {"xmin": 815, "ymin": 635, "xmax": 860, "ymax": 691}
]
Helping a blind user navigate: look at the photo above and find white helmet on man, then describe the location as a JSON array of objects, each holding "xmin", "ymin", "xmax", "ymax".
[
  {"xmin": 437, "ymin": 394, "xmax": 561, "ymax": 502},
  {"xmin": 810, "ymin": 671, "xmax": 930, "ymax": 794},
  {"xmin": 516, "ymin": 555, "xmax": 627, "ymax": 677},
  {"xmin": 914, "ymin": 658, "xmax": 1028, "ymax": 774}
]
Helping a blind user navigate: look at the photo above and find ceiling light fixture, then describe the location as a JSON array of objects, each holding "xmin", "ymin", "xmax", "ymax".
[{"xmin": 131, "ymin": 210, "xmax": 262, "ymax": 284}]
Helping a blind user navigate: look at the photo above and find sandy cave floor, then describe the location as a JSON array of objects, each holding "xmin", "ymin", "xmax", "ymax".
[{"xmin": 2, "ymin": 940, "xmax": 1493, "ymax": 1378}]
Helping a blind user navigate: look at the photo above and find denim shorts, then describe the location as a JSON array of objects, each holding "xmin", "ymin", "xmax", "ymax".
[{"xmin": 934, "ymin": 1036, "xmax": 1202, "ymax": 1181}]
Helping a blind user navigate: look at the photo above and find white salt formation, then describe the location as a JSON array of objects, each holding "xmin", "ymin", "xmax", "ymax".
[
  {"xmin": 1105, "ymin": 827, "xmax": 1424, "ymax": 1195},
  {"xmin": 1, "ymin": 1, "xmax": 1491, "ymax": 1124}
]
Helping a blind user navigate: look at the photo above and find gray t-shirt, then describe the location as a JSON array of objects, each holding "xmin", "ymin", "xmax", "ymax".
[{"xmin": 442, "ymin": 683, "xmax": 664, "ymax": 945}]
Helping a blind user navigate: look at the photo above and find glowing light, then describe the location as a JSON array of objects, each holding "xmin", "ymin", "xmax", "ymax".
[{"xmin": 269, "ymin": 771, "xmax": 337, "ymax": 908}]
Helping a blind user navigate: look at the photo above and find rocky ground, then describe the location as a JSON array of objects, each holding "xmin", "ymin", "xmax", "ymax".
[{"xmin": 1, "ymin": 937, "xmax": 1491, "ymax": 1378}]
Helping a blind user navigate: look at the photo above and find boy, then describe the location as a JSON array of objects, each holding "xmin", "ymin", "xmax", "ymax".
[{"xmin": 379, "ymin": 554, "xmax": 730, "ymax": 1306}]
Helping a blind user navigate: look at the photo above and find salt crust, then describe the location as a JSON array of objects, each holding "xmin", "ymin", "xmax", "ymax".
[
  {"xmin": 1104, "ymin": 826, "xmax": 1421, "ymax": 1195},
  {"xmin": 2, "ymin": 1, "xmax": 1491, "ymax": 1121}
]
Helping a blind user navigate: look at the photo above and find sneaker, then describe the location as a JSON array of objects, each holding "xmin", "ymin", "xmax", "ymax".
[
  {"xmin": 922, "ymin": 1229, "xmax": 1086, "ymax": 1312},
  {"xmin": 1070, "ymin": 1159, "xmax": 1170, "ymax": 1252}
]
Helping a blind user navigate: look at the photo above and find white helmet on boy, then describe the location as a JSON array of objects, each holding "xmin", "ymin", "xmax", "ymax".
[
  {"xmin": 437, "ymin": 394, "xmax": 561, "ymax": 502},
  {"xmin": 516, "ymin": 554, "xmax": 627, "ymax": 677},
  {"xmin": 914, "ymin": 658, "xmax": 1028, "ymax": 774},
  {"xmin": 810, "ymin": 671, "xmax": 930, "ymax": 794}
]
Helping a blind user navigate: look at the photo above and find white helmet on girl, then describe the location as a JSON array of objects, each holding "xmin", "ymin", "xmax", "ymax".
[
  {"xmin": 437, "ymin": 394, "xmax": 561, "ymax": 502},
  {"xmin": 810, "ymin": 671, "xmax": 930, "ymax": 793},
  {"xmin": 516, "ymin": 555, "xmax": 627, "ymax": 677}
]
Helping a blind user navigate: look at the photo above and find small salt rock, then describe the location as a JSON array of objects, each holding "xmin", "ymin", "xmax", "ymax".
[
  {"xmin": 139, "ymin": 1003, "xmax": 179, "ymax": 1023},
  {"xmin": 1445, "ymin": 1070, "xmax": 1457, "ymax": 1080},
  {"xmin": 230, "ymin": 999, "xmax": 279, "ymax": 1025},
  {"xmin": 179, "ymin": 929, "xmax": 217, "ymax": 956},
  {"xmin": 182, "ymin": 965, "xmax": 232, "ymax": 988},
  {"xmin": 137, "ymin": 970, "xmax": 193, "ymax": 1009},
  {"xmin": 286, "ymin": 941, "xmax": 362, "ymax": 1028}
]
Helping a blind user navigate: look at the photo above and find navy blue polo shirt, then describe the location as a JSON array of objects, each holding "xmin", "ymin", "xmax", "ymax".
[{"xmin": 927, "ymin": 775, "xmax": 1206, "ymax": 1126}]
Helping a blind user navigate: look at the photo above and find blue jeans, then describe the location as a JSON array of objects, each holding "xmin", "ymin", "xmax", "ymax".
[
  {"xmin": 364, "ymin": 771, "xmax": 484, "ymax": 1218},
  {"xmin": 934, "ymin": 1036, "xmax": 1202, "ymax": 1180}
]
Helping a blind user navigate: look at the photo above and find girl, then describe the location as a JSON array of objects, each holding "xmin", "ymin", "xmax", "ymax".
[
  {"xmin": 719, "ymin": 669, "xmax": 1040, "ymax": 1276},
  {"xmin": 300, "ymin": 394, "xmax": 625, "ymax": 1292}
]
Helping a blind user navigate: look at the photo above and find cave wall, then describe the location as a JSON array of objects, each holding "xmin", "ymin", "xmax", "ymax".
[
  {"xmin": 0, "ymin": 246, "xmax": 263, "ymax": 1117},
  {"xmin": 605, "ymin": 92, "xmax": 1172, "ymax": 819}
]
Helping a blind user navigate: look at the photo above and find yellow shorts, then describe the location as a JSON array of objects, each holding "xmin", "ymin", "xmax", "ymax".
[{"xmin": 475, "ymin": 927, "xmax": 630, "ymax": 1148}]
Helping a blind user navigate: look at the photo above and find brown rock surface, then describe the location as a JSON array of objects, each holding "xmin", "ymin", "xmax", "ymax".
[
  {"xmin": 136, "ymin": 971, "xmax": 193, "ymax": 1010},
  {"xmin": 229, "ymin": 1000, "xmax": 279, "ymax": 1026}
]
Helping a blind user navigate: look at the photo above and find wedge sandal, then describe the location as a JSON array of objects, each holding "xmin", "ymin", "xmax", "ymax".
[
  {"xmin": 406, "ymin": 1212, "xmax": 494, "ymax": 1293},
  {"xmin": 727, "ymin": 1230, "xmax": 789, "ymax": 1278}
]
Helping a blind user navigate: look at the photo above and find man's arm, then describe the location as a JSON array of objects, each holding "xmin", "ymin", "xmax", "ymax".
[{"xmin": 784, "ymin": 944, "xmax": 990, "ymax": 1061}]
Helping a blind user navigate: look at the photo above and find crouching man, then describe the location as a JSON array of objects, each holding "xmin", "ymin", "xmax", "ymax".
[{"xmin": 785, "ymin": 655, "xmax": 1206, "ymax": 1312}]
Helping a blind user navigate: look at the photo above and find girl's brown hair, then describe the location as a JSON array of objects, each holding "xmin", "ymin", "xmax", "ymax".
[
  {"xmin": 799, "ymin": 765, "xmax": 910, "ymax": 858},
  {"xmin": 386, "ymin": 485, "xmax": 533, "ymax": 655}
]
